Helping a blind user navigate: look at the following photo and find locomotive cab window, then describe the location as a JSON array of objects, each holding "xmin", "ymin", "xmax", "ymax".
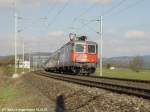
[
  {"xmin": 75, "ymin": 44, "xmax": 84, "ymax": 52},
  {"xmin": 88, "ymin": 45, "xmax": 96, "ymax": 53}
]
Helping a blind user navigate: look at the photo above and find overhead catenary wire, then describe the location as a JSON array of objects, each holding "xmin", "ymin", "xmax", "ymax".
[
  {"xmin": 68, "ymin": 0, "xmax": 126, "ymax": 33},
  {"xmin": 72, "ymin": 2, "xmax": 98, "ymax": 23},
  {"xmin": 69, "ymin": 0, "xmax": 123, "ymax": 26},
  {"xmin": 74, "ymin": 0, "xmax": 145, "ymax": 27},
  {"xmin": 80, "ymin": 0, "xmax": 146, "ymax": 32},
  {"xmin": 78, "ymin": 20, "xmax": 97, "ymax": 32},
  {"xmin": 104, "ymin": 0, "xmax": 146, "ymax": 18},
  {"xmin": 68, "ymin": 2, "xmax": 101, "ymax": 32},
  {"xmin": 47, "ymin": 0, "xmax": 71, "ymax": 27},
  {"xmin": 47, "ymin": 1, "xmax": 57, "ymax": 14},
  {"xmin": 68, "ymin": 0, "xmax": 126, "ymax": 35},
  {"xmin": 54, "ymin": 0, "xmax": 145, "ymax": 36},
  {"xmin": 102, "ymin": 0, "xmax": 127, "ymax": 16},
  {"xmin": 17, "ymin": 16, "xmax": 48, "ymax": 35}
]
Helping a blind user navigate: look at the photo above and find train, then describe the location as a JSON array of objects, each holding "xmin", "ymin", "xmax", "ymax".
[{"xmin": 44, "ymin": 33, "xmax": 98, "ymax": 75}]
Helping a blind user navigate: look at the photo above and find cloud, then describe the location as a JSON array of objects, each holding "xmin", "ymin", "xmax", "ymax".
[
  {"xmin": 0, "ymin": 33, "xmax": 14, "ymax": 56},
  {"xmin": 87, "ymin": 0, "xmax": 112, "ymax": 4},
  {"xmin": 27, "ymin": 31, "xmax": 68, "ymax": 52},
  {"xmin": 102, "ymin": 29, "xmax": 150, "ymax": 57},
  {"xmin": 0, "ymin": 0, "xmax": 14, "ymax": 8},
  {"xmin": 125, "ymin": 30, "xmax": 147, "ymax": 39},
  {"xmin": 0, "ymin": 31, "xmax": 67, "ymax": 55},
  {"xmin": 44, "ymin": 31, "xmax": 67, "ymax": 51},
  {"xmin": 48, "ymin": 31, "xmax": 64, "ymax": 37},
  {"xmin": 0, "ymin": 29, "xmax": 150, "ymax": 57},
  {"xmin": 20, "ymin": 0, "xmax": 112, "ymax": 4},
  {"xmin": 0, "ymin": 0, "xmax": 112, "ymax": 8}
]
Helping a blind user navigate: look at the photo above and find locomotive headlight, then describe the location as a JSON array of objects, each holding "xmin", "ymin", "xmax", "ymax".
[
  {"xmin": 84, "ymin": 55, "xmax": 87, "ymax": 58},
  {"xmin": 77, "ymin": 54, "xmax": 88, "ymax": 62}
]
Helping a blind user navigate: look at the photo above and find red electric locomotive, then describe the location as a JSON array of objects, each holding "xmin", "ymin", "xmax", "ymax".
[{"xmin": 45, "ymin": 33, "xmax": 98, "ymax": 75}]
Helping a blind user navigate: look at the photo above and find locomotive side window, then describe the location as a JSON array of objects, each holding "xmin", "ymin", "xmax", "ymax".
[
  {"xmin": 75, "ymin": 44, "xmax": 84, "ymax": 52},
  {"xmin": 88, "ymin": 45, "xmax": 96, "ymax": 53}
]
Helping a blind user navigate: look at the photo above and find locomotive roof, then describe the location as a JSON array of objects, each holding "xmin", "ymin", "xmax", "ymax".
[
  {"xmin": 52, "ymin": 40, "xmax": 97, "ymax": 54},
  {"xmin": 73, "ymin": 40, "xmax": 97, "ymax": 44},
  {"xmin": 61, "ymin": 40, "xmax": 97, "ymax": 48}
]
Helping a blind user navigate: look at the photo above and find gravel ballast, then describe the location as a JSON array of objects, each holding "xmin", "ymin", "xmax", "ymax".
[
  {"xmin": 23, "ymin": 73, "xmax": 150, "ymax": 112},
  {"xmin": 1, "ymin": 72, "xmax": 150, "ymax": 112}
]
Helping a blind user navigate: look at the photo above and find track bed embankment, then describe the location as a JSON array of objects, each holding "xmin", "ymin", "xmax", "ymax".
[
  {"xmin": 32, "ymin": 72, "xmax": 150, "ymax": 112},
  {"xmin": 1, "ymin": 72, "xmax": 150, "ymax": 112}
]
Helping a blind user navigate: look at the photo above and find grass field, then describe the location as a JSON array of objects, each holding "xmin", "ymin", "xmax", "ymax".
[
  {"xmin": 0, "ymin": 86, "xmax": 19, "ymax": 102},
  {"xmin": 0, "ymin": 72, "xmax": 51, "ymax": 109},
  {"xmin": 0, "ymin": 66, "xmax": 29, "ymax": 75},
  {"xmin": 96, "ymin": 68, "xmax": 150, "ymax": 80},
  {"xmin": 0, "ymin": 66, "xmax": 150, "ymax": 80},
  {"xmin": 0, "ymin": 76, "xmax": 21, "ymax": 107}
]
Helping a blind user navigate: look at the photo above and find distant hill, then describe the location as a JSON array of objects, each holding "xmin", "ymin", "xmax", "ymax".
[
  {"xmin": 30, "ymin": 52, "xmax": 51, "ymax": 56},
  {"xmin": 0, "ymin": 56, "xmax": 14, "ymax": 65},
  {"xmin": 0, "ymin": 53, "xmax": 150, "ymax": 69},
  {"xmin": 0, "ymin": 52, "xmax": 51, "ymax": 60},
  {"xmin": 143, "ymin": 55, "xmax": 150, "ymax": 69},
  {"xmin": 103, "ymin": 55, "xmax": 150, "ymax": 69},
  {"xmin": 0, "ymin": 52, "xmax": 51, "ymax": 66}
]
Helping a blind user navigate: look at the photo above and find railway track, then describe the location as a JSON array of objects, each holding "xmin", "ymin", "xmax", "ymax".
[{"xmin": 35, "ymin": 71, "xmax": 150, "ymax": 99}]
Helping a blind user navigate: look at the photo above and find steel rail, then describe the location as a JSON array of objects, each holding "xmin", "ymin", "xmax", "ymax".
[
  {"xmin": 90, "ymin": 75, "xmax": 150, "ymax": 83},
  {"xmin": 35, "ymin": 71, "xmax": 150, "ymax": 99}
]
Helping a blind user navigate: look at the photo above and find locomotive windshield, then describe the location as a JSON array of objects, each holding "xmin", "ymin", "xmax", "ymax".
[
  {"xmin": 88, "ymin": 45, "xmax": 96, "ymax": 53},
  {"xmin": 75, "ymin": 44, "xmax": 84, "ymax": 52}
]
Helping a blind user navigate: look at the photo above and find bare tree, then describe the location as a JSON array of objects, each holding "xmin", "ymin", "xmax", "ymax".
[
  {"xmin": 129, "ymin": 56, "xmax": 144, "ymax": 72},
  {"xmin": 106, "ymin": 63, "xmax": 111, "ymax": 69},
  {"xmin": 0, "ymin": 56, "xmax": 14, "ymax": 66}
]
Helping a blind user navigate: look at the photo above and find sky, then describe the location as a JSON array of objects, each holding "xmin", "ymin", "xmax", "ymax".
[{"xmin": 0, "ymin": 0, "xmax": 150, "ymax": 57}]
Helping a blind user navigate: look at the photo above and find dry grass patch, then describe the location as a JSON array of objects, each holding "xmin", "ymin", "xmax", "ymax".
[{"xmin": 0, "ymin": 74, "xmax": 53, "ymax": 111}]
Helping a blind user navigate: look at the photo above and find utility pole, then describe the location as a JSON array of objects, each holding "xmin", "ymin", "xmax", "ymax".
[
  {"xmin": 15, "ymin": 13, "xmax": 17, "ymax": 74},
  {"xmin": 14, "ymin": 10, "xmax": 18, "ymax": 75},
  {"xmin": 22, "ymin": 41, "xmax": 25, "ymax": 74},
  {"xmin": 29, "ymin": 49, "xmax": 31, "ymax": 72},
  {"xmin": 100, "ymin": 16, "xmax": 103, "ymax": 77},
  {"xmin": 97, "ymin": 16, "xmax": 103, "ymax": 76}
]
